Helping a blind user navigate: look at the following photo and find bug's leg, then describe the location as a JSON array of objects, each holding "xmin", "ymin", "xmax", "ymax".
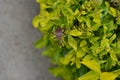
[{"xmin": 50, "ymin": 32, "xmax": 56, "ymax": 39}]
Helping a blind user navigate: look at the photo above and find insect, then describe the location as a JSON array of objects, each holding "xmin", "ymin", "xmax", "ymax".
[
  {"xmin": 55, "ymin": 28, "xmax": 63, "ymax": 40},
  {"xmin": 55, "ymin": 28, "xmax": 66, "ymax": 45}
]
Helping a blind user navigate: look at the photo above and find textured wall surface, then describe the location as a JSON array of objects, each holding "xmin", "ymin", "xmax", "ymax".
[{"xmin": 0, "ymin": 0, "xmax": 59, "ymax": 80}]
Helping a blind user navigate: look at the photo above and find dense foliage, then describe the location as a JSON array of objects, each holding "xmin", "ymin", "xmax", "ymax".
[{"xmin": 33, "ymin": 0, "xmax": 120, "ymax": 80}]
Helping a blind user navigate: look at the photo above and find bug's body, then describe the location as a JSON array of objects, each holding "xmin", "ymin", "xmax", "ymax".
[{"xmin": 55, "ymin": 28, "xmax": 63, "ymax": 40}]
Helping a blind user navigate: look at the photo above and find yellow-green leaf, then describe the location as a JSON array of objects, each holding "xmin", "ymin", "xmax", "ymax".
[
  {"xmin": 93, "ymin": 17, "xmax": 101, "ymax": 23},
  {"xmin": 81, "ymin": 11, "xmax": 87, "ymax": 15},
  {"xmin": 109, "ymin": 34, "xmax": 116, "ymax": 43},
  {"xmin": 71, "ymin": 57, "xmax": 75, "ymax": 65},
  {"xmin": 76, "ymin": 49, "xmax": 86, "ymax": 58},
  {"xmin": 83, "ymin": 55, "xmax": 92, "ymax": 61},
  {"xmin": 101, "ymin": 38, "xmax": 109, "ymax": 47},
  {"xmin": 68, "ymin": 35, "xmax": 77, "ymax": 51},
  {"xmin": 105, "ymin": 1, "xmax": 110, "ymax": 7},
  {"xmin": 109, "ymin": 7, "xmax": 117, "ymax": 17},
  {"xmin": 32, "ymin": 16, "xmax": 40, "ymax": 28},
  {"xmin": 93, "ymin": 0, "xmax": 103, "ymax": 6},
  {"xmin": 82, "ymin": 46, "xmax": 89, "ymax": 53},
  {"xmin": 81, "ymin": 59, "xmax": 101, "ymax": 73},
  {"xmin": 68, "ymin": 29, "xmax": 82, "ymax": 36},
  {"xmin": 110, "ymin": 50, "xmax": 118, "ymax": 61},
  {"xmin": 78, "ymin": 71, "xmax": 99, "ymax": 80},
  {"xmin": 100, "ymin": 72, "xmax": 117, "ymax": 80},
  {"xmin": 89, "ymin": 37, "xmax": 100, "ymax": 44},
  {"xmin": 76, "ymin": 58, "xmax": 81, "ymax": 69},
  {"xmin": 116, "ymin": 17, "xmax": 120, "ymax": 25},
  {"xmin": 80, "ymin": 40, "xmax": 87, "ymax": 47},
  {"xmin": 113, "ymin": 69, "xmax": 120, "ymax": 76},
  {"xmin": 60, "ymin": 50, "xmax": 74, "ymax": 65}
]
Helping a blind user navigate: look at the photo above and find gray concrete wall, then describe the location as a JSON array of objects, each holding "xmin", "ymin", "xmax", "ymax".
[{"xmin": 0, "ymin": 0, "xmax": 59, "ymax": 80}]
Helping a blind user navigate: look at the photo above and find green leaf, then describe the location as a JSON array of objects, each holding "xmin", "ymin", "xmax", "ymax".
[
  {"xmin": 68, "ymin": 29, "xmax": 82, "ymax": 36},
  {"xmin": 83, "ymin": 55, "xmax": 92, "ymax": 61},
  {"xmin": 80, "ymin": 40, "xmax": 87, "ymax": 47},
  {"xmin": 68, "ymin": 35, "xmax": 77, "ymax": 51},
  {"xmin": 74, "ymin": 9, "xmax": 80, "ymax": 16},
  {"xmin": 105, "ymin": 57, "xmax": 116, "ymax": 70},
  {"xmin": 105, "ymin": 1, "xmax": 110, "ymax": 8},
  {"xmin": 109, "ymin": 34, "xmax": 116, "ymax": 43},
  {"xmin": 95, "ymin": 47, "xmax": 104, "ymax": 54},
  {"xmin": 43, "ymin": 20, "xmax": 54, "ymax": 31},
  {"xmin": 62, "ymin": 7, "xmax": 73, "ymax": 17},
  {"xmin": 77, "ymin": 16, "xmax": 85, "ymax": 22},
  {"xmin": 42, "ymin": 46, "xmax": 61, "ymax": 64},
  {"xmin": 71, "ymin": 57, "xmax": 75, "ymax": 65},
  {"xmin": 85, "ymin": 18, "xmax": 91, "ymax": 28},
  {"xmin": 91, "ymin": 23, "xmax": 101, "ymax": 31},
  {"xmin": 81, "ymin": 59, "xmax": 101, "ymax": 73},
  {"xmin": 101, "ymin": 38, "xmax": 109, "ymax": 48},
  {"xmin": 93, "ymin": 0, "xmax": 103, "ymax": 6},
  {"xmin": 60, "ymin": 50, "xmax": 74, "ymax": 65},
  {"xmin": 82, "ymin": 46, "xmax": 89, "ymax": 53},
  {"xmin": 52, "ymin": 1, "xmax": 61, "ymax": 9},
  {"xmin": 49, "ymin": 66, "xmax": 73, "ymax": 80},
  {"xmin": 81, "ymin": 11, "xmax": 87, "ymax": 15},
  {"xmin": 32, "ymin": 16, "xmax": 40, "ymax": 28},
  {"xmin": 93, "ymin": 10, "xmax": 102, "ymax": 24},
  {"xmin": 34, "ymin": 35, "xmax": 48, "ymax": 48},
  {"xmin": 105, "ymin": 21, "xmax": 117, "ymax": 31},
  {"xmin": 77, "ymin": 65, "xmax": 90, "ymax": 77},
  {"xmin": 76, "ymin": 58, "xmax": 81, "ymax": 69},
  {"xmin": 103, "ymin": 25, "xmax": 108, "ymax": 35},
  {"xmin": 116, "ymin": 17, "xmax": 120, "ymax": 25},
  {"xmin": 90, "ymin": 42, "xmax": 102, "ymax": 55},
  {"xmin": 78, "ymin": 71, "xmax": 99, "ymax": 80},
  {"xmin": 52, "ymin": 51, "xmax": 61, "ymax": 64},
  {"xmin": 109, "ymin": 7, "xmax": 117, "ymax": 17},
  {"xmin": 50, "ymin": 19, "xmax": 64, "ymax": 26},
  {"xmin": 100, "ymin": 72, "xmax": 117, "ymax": 80},
  {"xmin": 110, "ymin": 50, "xmax": 118, "ymax": 61},
  {"xmin": 76, "ymin": 49, "xmax": 86, "ymax": 59},
  {"xmin": 99, "ymin": 51, "xmax": 108, "ymax": 59},
  {"xmin": 113, "ymin": 69, "xmax": 120, "ymax": 76},
  {"xmin": 42, "ymin": 47, "xmax": 54, "ymax": 56},
  {"xmin": 89, "ymin": 37, "xmax": 100, "ymax": 44},
  {"xmin": 93, "ymin": 17, "xmax": 101, "ymax": 24}
]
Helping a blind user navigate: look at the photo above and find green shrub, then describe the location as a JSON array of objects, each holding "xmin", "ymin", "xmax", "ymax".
[{"xmin": 33, "ymin": 0, "xmax": 120, "ymax": 80}]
